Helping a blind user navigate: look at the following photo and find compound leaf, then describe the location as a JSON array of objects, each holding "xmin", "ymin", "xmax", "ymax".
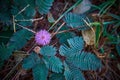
[
  {"xmin": 56, "ymin": 26, "xmax": 76, "ymax": 44},
  {"xmin": 64, "ymin": 62, "xmax": 85, "ymax": 80},
  {"xmin": 64, "ymin": 12, "xmax": 88, "ymax": 30},
  {"xmin": 36, "ymin": 0, "xmax": 54, "ymax": 14},
  {"xmin": 43, "ymin": 56, "xmax": 63, "ymax": 73},
  {"xmin": 32, "ymin": 63, "xmax": 48, "ymax": 80},
  {"xmin": 66, "ymin": 51, "xmax": 102, "ymax": 70},
  {"xmin": 22, "ymin": 52, "xmax": 41, "ymax": 70},
  {"xmin": 40, "ymin": 45, "xmax": 56, "ymax": 56},
  {"xmin": 8, "ymin": 29, "xmax": 33, "ymax": 50},
  {"xmin": 49, "ymin": 73, "xmax": 65, "ymax": 80},
  {"xmin": 59, "ymin": 37, "xmax": 84, "ymax": 56},
  {"xmin": 0, "ymin": 44, "xmax": 13, "ymax": 61}
]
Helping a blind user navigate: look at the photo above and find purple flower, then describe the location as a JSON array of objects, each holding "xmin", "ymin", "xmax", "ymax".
[{"xmin": 35, "ymin": 30, "xmax": 51, "ymax": 45}]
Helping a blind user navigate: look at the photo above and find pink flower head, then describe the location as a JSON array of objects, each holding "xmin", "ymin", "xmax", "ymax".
[{"xmin": 35, "ymin": 30, "xmax": 51, "ymax": 45}]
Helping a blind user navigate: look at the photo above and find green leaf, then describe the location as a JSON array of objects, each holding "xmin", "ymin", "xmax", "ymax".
[
  {"xmin": 64, "ymin": 12, "xmax": 88, "ymax": 29},
  {"xmin": 59, "ymin": 37, "xmax": 84, "ymax": 56},
  {"xmin": 8, "ymin": 29, "xmax": 33, "ymax": 50},
  {"xmin": 95, "ymin": 25, "xmax": 101, "ymax": 47},
  {"xmin": 56, "ymin": 26, "xmax": 76, "ymax": 44},
  {"xmin": 32, "ymin": 63, "xmax": 48, "ymax": 80},
  {"xmin": 60, "ymin": 37, "xmax": 102, "ymax": 70},
  {"xmin": 24, "ymin": 6, "xmax": 36, "ymax": 17},
  {"xmin": 36, "ymin": 0, "xmax": 54, "ymax": 14},
  {"xmin": 24, "ymin": 0, "xmax": 36, "ymax": 17},
  {"xmin": 64, "ymin": 62, "xmax": 85, "ymax": 80},
  {"xmin": 22, "ymin": 52, "xmax": 41, "ymax": 70},
  {"xmin": 90, "ymin": 22, "xmax": 102, "ymax": 47},
  {"xmin": 67, "ymin": 37, "xmax": 84, "ymax": 49},
  {"xmin": 14, "ymin": 0, "xmax": 28, "ymax": 7},
  {"xmin": 66, "ymin": 51, "xmax": 102, "ymax": 70},
  {"xmin": 43, "ymin": 56, "xmax": 63, "ymax": 73},
  {"xmin": 103, "ymin": 24, "xmax": 118, "ymax": 44},
  {"xmin": 0, "ymin": 44, "xmax": 13, "ymax": 61},
  {"xmin": 40, "ymin": 45, "xmax": 56, "ymax": 56},
  {"xmin": 49, "ymin": 73, "xmax": 65, "ymax": 80},
  {"xmin": 57, "ymin": 32, "xmax": 76, "ymax": 44}
]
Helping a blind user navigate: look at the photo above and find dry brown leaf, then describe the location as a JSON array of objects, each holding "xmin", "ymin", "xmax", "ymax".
[
  {"xmin": 13, "ymin": 51, "xmax": 27, "ymax": 62},
  {"xmin": 82, "ymin": 27, "xmax": 96, "ymax": 45}
]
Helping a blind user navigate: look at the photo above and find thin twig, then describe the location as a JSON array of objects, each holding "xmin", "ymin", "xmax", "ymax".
[
  {"xmin": 52, "ymin": 22, "xmax": 65, "ymax": 37},
  {"xmin": 13, "ymin": 15, "xmax": 16, "ymax": 32},
  {"xmin": 0, "ymin": 68, "xmax": 12, "ymax": 74},
  {"xmin": 15, "ymin": 17, "xmax": 43, "ymax": 22},
  {"xmin": 12, "ymin": 69, "xmax": 23, "ymax": 80},
  {"xmin": 108, "ymin": 66, "xmax": 120, "ymax": 79},
  {"xmin": 26, "ymin": 41, "xmax": 37, "ymax": 54},
  {"xmin": 3, "ymin": 60, "xmax": 22, "ymax": 80},
  {"xmin": 16, "ymin": 23, "xmax": 36, "ymax": 34},
  {"xmin": 56, "ymin": 25, "xmax": 87, "ymax": 34},
  {"xmin": 82, "ymin": 18, "xmax": 95, "ymax": 34},
  {"xmin": 15, "ymin": 4, "xmax": 30, "ymax": 17},
  {"xmin": 60, "ymin": 2, "xmax": 69, "ymax": 15},
  {"xmin": 99, "ymin": 2, "xmax": 114, "ymax": 17}
]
